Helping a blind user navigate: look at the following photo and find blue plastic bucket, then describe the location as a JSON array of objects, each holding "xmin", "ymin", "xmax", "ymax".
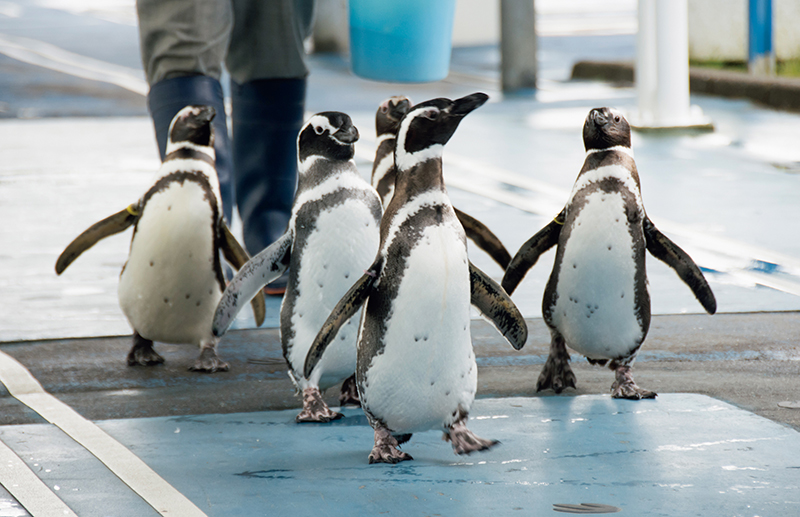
[{"xmin": 349, "ymin": 0, "xmax": 457, "ymax": 83}]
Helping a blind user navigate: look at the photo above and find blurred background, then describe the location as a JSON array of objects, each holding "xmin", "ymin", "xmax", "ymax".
[{"xmin": 1, "ymin": 0, "xmax": 799, "ymax": 342}]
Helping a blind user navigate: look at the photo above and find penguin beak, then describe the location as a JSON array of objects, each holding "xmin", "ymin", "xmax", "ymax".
[
  {"xmin": 449, "ymin": 92, "xmax": 489, "ymax": 117},
  {"xmin": 333, "ymin": 123, "xmax": 359, "ymax": 144},
  {"xmin": 589, "ymin": 108, "xmax": 610, "ymax": 127},
  {"xmin": 390, "ymin": 98, "xmax": 412, "ymax": 121},
  {"xmin": 193, "ymin": 105, "xmax": 216, "ymax": 125}
]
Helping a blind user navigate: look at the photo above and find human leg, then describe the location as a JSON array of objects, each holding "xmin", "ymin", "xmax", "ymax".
[
  {"xmin": 225, "ymin": 0, "xmax": 314, "ymax": 280},
  {"xmin": 136, "ymin": 0, "xmax": 236, "ymax": 222}
]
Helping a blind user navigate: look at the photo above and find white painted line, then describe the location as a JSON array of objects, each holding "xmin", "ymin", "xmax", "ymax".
[
  {"xmin": 0, "ymin": 32, "xmax": 147, "ymax": 96},
  {"xmin": 0, "ymin": 439, "xmax": 78, "ymax": 517},
  {"xmin": 0, "ymin": 351, "xmax": 207, "ymax": 517}
]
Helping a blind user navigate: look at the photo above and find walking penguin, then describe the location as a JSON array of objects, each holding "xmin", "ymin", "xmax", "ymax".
[
  {"xmin": 501, "ymin": 107, "xmax": 716, "ymax": 399},
  {"xmin": 305, "ymin": 93, "xmax": 527, "ymax": 463},
  {"xmin": 213, "ymin": 112, "xmax": 382, "ymax": 422},
  {"xmin": 370, "ymin": 95, "xmax": 512, "ymax": 270},
  {"xmin": 56, "ymin": 105, "xmax": 265, "ymax": 372}
]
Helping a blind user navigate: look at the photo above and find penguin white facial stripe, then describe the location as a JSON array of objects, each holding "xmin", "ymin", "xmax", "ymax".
[
  {"xmin": 586, "ymin": 146, "xmax": 634, "ymax": 158},
  {"xmin": 569, "ymin": 164, "xmax": 642, "ymax": 207},
  {"xmin": 375, "ymin": 133, "xmax": 394, "ymax": 146},
  {"xmin": 395, "ymin": 144, "xmax": 444, "ymax": 172},
  {"xmin": 303, "ymin": 115, "xmax": 338, "ymax": 137},
  {"xmin": 381, "ymin": 190, "xmax": 450, "ymax": 257},
  {"xmin": 395, "ymin": 107, "xmax": 443, "ymax": 171}
]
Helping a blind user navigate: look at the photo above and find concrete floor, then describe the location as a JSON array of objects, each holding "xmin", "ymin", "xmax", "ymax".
[
  {"xmin": 2, "ymin": 314, "xmax": 799, "ymax": 432},
  {"xmin": 0, "ymin": 1, "xmax": 799, "ymax": 515}
]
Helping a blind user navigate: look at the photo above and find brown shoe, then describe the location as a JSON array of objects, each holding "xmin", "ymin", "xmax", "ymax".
[
  {"xmin": 264, "ymin": 270, "xmax": 289, "ymax": 296},
  {"xmin": 264, "ymin": 285, "xmax": 286, "ymax": 296}
]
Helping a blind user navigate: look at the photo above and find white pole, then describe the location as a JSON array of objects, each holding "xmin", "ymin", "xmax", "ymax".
[
  {"xmin": 655, "ymin": 0, "xmax": 690, "ymax": 125},
  {"xmin": 634, "ymin": 0, "xmax": 711, "ymax": 130},
  {"xmin": 636, "ymin": 0, "xmax": 657, "ymax": 126}
]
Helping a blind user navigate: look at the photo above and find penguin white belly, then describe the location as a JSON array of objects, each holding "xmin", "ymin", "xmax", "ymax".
[
  {"xmin": 550, "ymin": 190, "xmax": 644, "ymax": 359},
  {"xmin": 286, "ymin": 198, "xmax": 380, "ymax": 390},
  {"xmin": 118, "ymin": 181, "xmax": 220, "ymax": 345},
  {"xmin": 364, "ymin": 224, "xmax": 475, "ymax": 434}
]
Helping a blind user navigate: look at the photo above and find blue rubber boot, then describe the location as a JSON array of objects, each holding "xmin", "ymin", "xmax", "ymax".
[
  {"xmin": 231, "ymin": 78, "xmax": 306, "ymax": 294},
  {"xmin": 146, "ymin": 75, "xmax": 235, "ymax": 224}
]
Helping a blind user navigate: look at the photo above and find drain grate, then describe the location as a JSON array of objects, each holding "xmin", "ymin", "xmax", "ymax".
[{"xmin": 553, "ymin": 503, "xmax": 621, "ymax": 514}]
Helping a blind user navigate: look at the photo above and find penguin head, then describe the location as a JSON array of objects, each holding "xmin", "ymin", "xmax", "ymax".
[
  {"xmin": 376, "ymin": 96, "xmax": 412, "ymax": 137},
  {"xmin": 395, "ymin": 92, "xmax": 488, "ymax": 171},
  {"xmin": 298, "ymin": 111, "xmax": 359, "ymax": 163},
  {"xmin": 167, "ymin": 105, "xmax": 216, "ymax": 153},
  {"xmin": 583, "ymin": 107, "xmax": 631, "ymax": 151}
]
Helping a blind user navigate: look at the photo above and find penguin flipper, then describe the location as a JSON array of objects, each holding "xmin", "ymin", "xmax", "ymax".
[
  {"xmin": 219, "ymin": 221, "xmax": 268, "ymax": 327},
  {"xmin": 454, "ymin": 207, "xmax": 512, "ymax": 269},
  {"xmin": 304, "ymin": 259, "xmax": 382, "ymax": 378},
  {"xmin": 55, "ymin": 205, "xmax": 138, "ymax": 275},
  {"xmin": 470, "ymin": 262, "xmax": 528, "ymax": 350},
  {"xmin": 643, "ymin": 217, "xmax": 717, "ymax": 314},
  {"xmin": 500, "ymin": 210, "xmax": 565, "ymax": 295},
  {"xmin": 213, "ymin": 231, "xmax": 293, "ymax": 336}
]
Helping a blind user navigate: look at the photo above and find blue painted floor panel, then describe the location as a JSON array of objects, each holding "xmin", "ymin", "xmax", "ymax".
[{"xmin": 3, "ymin": 395, "xmax": 799, "ymax": 516}]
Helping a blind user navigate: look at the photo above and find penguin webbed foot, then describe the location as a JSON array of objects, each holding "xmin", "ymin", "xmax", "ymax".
[
  {"xmin": 368, "ymin": 426, "xmax": 413, "ymax": 464},
  {"xmin": 611, "ymin": 365, "xmax": 656, "ymax": 400},
  {"xmin": 127, "ymin": 333, "xmax": 165, "ymax": 367},
  {"xmin": 537, "ymin": 333, "xmax": 577, "ymax": 393},
  {"xmin": 296, "ymin": 386, "xmax": 344, "ymax": 423},
  {"xmin": 189, "ymin": 346, "xmax": 230, "ymax": 373},
  {"xmin": 444, "ymin": 419, "xmax": 499, "ymax": 455},
  {"xmin": 338, "ymin": 374, "xmax": 361, "ymax": 407}
]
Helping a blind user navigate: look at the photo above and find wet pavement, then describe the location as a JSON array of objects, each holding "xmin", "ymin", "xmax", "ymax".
[{"xmin": 0, "ymin": 1, "xmax": 799, "ymax": 516}]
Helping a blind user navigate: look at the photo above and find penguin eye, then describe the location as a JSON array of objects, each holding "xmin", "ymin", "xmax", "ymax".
[
  {"xmin": 614, "ymin": 115, "xmax": 621, "ymax": 123},
  {"xmin": 380, "ymin": 105, "xmax": 389, "ymax": 114},
  {"xmin": 314, "ymin": 125, "xmax": 324, "ymax": 135},
  {"xmin": 422, "ymin": 109, "xmax": 439, "ymax": 121}
]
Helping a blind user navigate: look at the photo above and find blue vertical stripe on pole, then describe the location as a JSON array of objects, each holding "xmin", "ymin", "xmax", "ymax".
[{"xmin": 748, "ymin": 0, "xmax": 773, "ymax": 62}]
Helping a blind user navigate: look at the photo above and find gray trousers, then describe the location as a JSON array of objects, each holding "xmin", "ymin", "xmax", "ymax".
[{"xmin": 137, "ymin": 0, "xmax": 315, "ymax": 85}]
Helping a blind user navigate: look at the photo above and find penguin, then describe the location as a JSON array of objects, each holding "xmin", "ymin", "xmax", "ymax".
[
  {"xmin": 213, "ymin": 111, "xmax": 382, "ymax": 422},
  {"xmin": 501, "ymin": 107, "xmax": 716, "ymax": 399},
  {"xmin": 56, "ymin": 105, "xmax": 265, "ymax": 372},
  {"xmin": 305, "ymin": 93, "xmax": 527, "ymax": 463},
  {"xmin": 371, "ymin": 95, "xmax": 412, "ymax": 204},
  {"xmin": 371, "ymin": 96, "xmax": 513, "ymax": 270}
]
